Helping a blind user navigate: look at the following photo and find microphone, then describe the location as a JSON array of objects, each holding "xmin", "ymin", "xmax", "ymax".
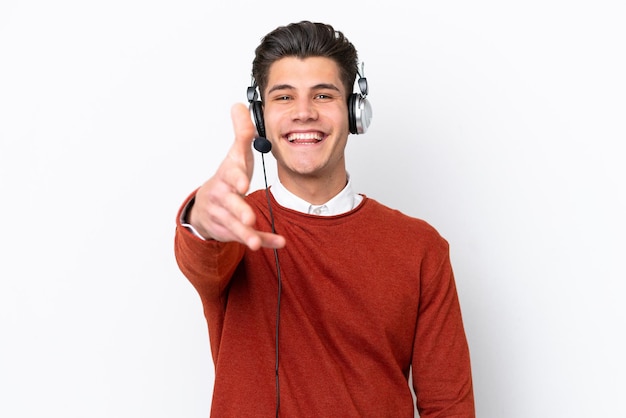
[{"xmin": 254, "ymin": 136, "xmax": 272, "ymax": 154}]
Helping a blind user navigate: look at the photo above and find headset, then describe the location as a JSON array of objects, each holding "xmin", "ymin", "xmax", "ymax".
[{"xmin": 247, "ymin": 62, "xmax": 373, "ymax": 148}]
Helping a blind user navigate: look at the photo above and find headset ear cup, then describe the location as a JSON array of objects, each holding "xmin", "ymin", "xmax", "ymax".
[
  {"xmin": 348, "ymin": 93, "xmax": 357, "ymax": 134},
  {"xmin": 250, "ymin": 101, "xmax": 266, "ymax": 138},
  {"xmin": 348, "ymin": 93, "xmax": 372, "ymax": 135},
  {"xmin": 357, "ymin": 96, "xmax": 372, "ymax": 134}
]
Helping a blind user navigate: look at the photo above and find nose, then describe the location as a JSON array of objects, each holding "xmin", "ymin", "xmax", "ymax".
[{"xmin": 291, "ymin": 97, "xmax": 318, "ymax": 123}]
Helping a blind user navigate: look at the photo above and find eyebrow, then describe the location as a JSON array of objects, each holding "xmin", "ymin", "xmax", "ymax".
[{"xmin": 267, "ymin": 83, "xmax": 341, "ymax": 95}]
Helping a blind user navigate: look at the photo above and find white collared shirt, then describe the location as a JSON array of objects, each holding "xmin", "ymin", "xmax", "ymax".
[{"xmin": 270, "ymin": 176, "xmax": 363, "ymax": 216}]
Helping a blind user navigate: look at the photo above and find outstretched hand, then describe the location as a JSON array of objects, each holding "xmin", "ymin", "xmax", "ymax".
[{"xmin": 188, "ymin": 103, "xmax": 286, "ymax": 250}]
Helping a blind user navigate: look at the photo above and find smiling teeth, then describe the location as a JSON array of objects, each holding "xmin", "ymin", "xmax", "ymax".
[{"xmin": 287, "ymin": 133, "xmax": 323, "ymax": 142}]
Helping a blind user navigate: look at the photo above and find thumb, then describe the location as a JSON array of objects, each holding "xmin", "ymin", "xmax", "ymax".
[
  {"xmin": 227, "ymin": 103, "xmax": 256, "ymax": 195},
  {"xmin": 231, "ymin": 103, "xmax": 257, "ymax": 155}
]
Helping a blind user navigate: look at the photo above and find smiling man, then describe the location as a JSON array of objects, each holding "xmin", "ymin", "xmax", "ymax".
[{"xmin": 174, "ymin": 21, "xmax": 475, "ymax": 417}]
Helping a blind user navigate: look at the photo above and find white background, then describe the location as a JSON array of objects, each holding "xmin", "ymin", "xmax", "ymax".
[{"xmin": 1, "ymin": 1, "xmax": 624, "ymax": 417}]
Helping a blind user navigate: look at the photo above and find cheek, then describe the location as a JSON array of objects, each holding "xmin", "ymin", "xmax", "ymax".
[
  {"xmin": 334, "ymin": 104, "xmax": 350, "ymax": 125},
  {"xmin": 261, "ymin": 109, "xmax": 283, "ymax": 138},
  {"xmin": 335, "ymin": 111, "xmax": 351, "ymax": 134}
]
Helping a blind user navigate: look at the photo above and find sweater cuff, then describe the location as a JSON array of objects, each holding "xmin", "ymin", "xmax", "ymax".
[
  {"xmin": 177, "ymin": 191, "xmax": 209, "ymax": 241},
  {"xmin": 179, "ymin": 195, "xmax": 207, "ymax": 240}
]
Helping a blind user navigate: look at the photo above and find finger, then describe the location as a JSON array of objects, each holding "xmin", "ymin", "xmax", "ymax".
[
  {"xmin": 257, "ymin": 231, "xmax": 286, "ymax": 249},
  {"xmin": 194, "ymin": 183, "xmax": 286, "ymax": 250},
  {"xmin": 210, "ymin": 208, "xmax": 262, "ymax": 249},
  {"xmin": 207, "ymin": 207, "xmax": 285, "ymax": 250},
  {"xmin": 219, "ymin": 188, "xmax": 257, "ymax": 226},
  {"xmin": 217, "ymin": 159, "xmax": 251, "ymax": 197},
  {"xmin": 210, "ymin": 194, "xmax": 285, "ymax": 249}
]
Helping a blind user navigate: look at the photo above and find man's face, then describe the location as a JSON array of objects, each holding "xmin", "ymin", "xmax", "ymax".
[{"xmin": 262, "ymin": 56, "xmax": 351, "ymax": 184}]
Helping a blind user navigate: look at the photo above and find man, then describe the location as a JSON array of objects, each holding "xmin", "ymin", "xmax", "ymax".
[{"xmin": 174, "ymin": 21, "xmax": 475, "ymax": 417}]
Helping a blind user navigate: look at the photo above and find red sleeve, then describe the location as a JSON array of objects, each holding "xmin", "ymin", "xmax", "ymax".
[
  {"xmin": 412, "ymin": 239, "xmax": 475, "ymax": 417},
  {"xmin": 173, "ymin": 191, "xmax": 245, "ymax": 301},
  {"xmin": 174, "ymin": 191, "xmax": 247, "ymax": 361}
]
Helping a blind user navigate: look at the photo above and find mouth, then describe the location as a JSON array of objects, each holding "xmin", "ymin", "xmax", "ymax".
[{"xmin": 286, "ymin": 132, "xmax": 324, "ymax": 144}]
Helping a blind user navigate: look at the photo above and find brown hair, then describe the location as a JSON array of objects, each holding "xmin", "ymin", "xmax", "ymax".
[{"xmin": 252, "ymin": 21, "xmax": 359, "ymax": 103}]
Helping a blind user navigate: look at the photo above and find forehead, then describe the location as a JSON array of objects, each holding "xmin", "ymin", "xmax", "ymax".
[{"xmin": 266, "ymin": 56, "xmax": 344, "ymax": 92}]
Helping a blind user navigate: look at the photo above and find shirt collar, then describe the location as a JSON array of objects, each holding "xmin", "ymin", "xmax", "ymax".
[{"xmin": 270, "ymin": 175, "xmax": 363, "ymax": 216}]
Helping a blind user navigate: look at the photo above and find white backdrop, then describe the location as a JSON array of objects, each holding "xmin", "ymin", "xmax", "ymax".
[{"xmin": 1, "ymin": 1, "xmax": 624, "ymax": 417}]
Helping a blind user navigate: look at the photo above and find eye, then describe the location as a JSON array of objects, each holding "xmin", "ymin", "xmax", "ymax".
[{"xmin": 315, "ymin": 93, "xmax": 334, "ymax": 101}]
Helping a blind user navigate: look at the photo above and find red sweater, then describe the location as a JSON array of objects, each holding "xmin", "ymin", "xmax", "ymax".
[{"xmin": 174, "ymin": 190, "xmax": 474, "ymax": 417}]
